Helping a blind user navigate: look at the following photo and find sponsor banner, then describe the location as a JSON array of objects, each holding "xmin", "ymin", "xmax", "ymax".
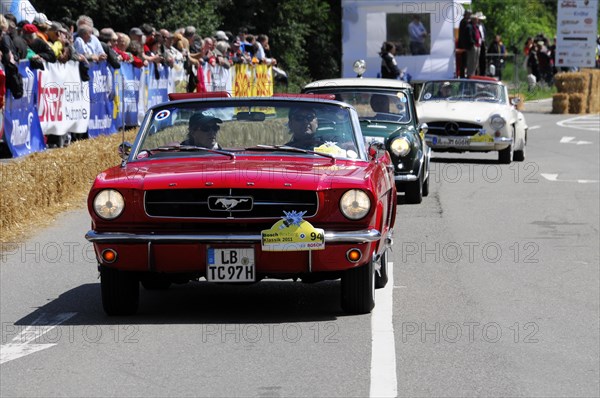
[
  {"xmin": 253, "ymin": 64, "xmax": 273, "ymax": 97},
  {"xmin": 3, "ymin": 61, "xmax": 46, "ymax": 157},
  {"xmin": 38, "ymin": 61, "xmax": 90, "ymax": 135},
  {"xmin": 0, "ymin": 0, "xmax": 36, "ymax": 23},
  {"xmin": 147, "ymin": 63, "xmax": 169, "ymax": 108},
  {"xmin": 120, "ymin": 62, "xmax": 141, "ymax": 127},
  {"xmin": 170, "ymin": 60, "xmax": 187, "ymax": 94},
  {"xmin": 556, "ymin": 0, "xmax": 599, "ymax": 67},
  {"xmin": 137, "ymin": 67, "xmax": 149, "ymax": 125},
  {"xmin": 88, "ymin": 62, "xmax": 116, "ymax": 138},
  {"xmin": 111, "ymin": 68, "xmax": 124, "ymax": 131},
  {"xmin": 233, "ymin": 64, "xmax": 252, "ymax": 97},
  {"xmin": 204, "ymin": 64, "xmax": 232, "ymax": 94}
]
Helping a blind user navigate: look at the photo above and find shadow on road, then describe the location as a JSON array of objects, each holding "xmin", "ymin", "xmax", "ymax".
[{"xmin": 14, "ymin": 280, "xmax": 344, "ymax": 326}]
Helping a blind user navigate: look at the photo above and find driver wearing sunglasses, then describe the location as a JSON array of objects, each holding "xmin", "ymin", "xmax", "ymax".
[
  {"xmin": 182, "ymin": 110, "xmax": 223, "ymax": 149},
  {"xmin": 286, "ymin": 107, "xmax": 319, "ymax": 149}
]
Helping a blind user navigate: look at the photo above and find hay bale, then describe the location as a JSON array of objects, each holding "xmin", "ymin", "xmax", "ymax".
[
  {"xmin": 584, "ymin": 69, "xmax": 600, "ymax": 113},
  {"xmin": 0, "ymin": 130, "xmax": 137, "ymax": 244},
  {"xmin": 554, "ymin": 72, "xmax": 590, "ymax": 94},
  {"xmin": 552, "ymin": 93, "xmax": 569, "ymax": 114},
  {"xmin": 509, "ymin": 94, "xmax": 525, "ymax": 111},
  {"xmin": 568, "ymin": 93, "xmax": 586, "ymax": 114}
]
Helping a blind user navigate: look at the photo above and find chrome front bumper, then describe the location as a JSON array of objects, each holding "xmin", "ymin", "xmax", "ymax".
[
  {"xmin": 425, "ymin": 135, "xmax": 513, "ymax": 150},
  {"xmin": 85, "ymin": 229, "xmax": 382, "ymax": 244}
]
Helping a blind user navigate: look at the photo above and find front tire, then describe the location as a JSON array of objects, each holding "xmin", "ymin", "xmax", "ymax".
[
  {"xmin": 375, "ymin": 250, "xmax": 389, "ymax": 289},
  {"xmin": 498, "ymin": 144, "xmax": 513, "ymax": 164},
  {"xmin": 100, "ymin": 266, "xmax": 139, "ymax": 316},
  {"xmin": 404, "ymin": 176, "xmax": 423, "ymax": 204},
  {"xmin": 422, "ymin": 174, "xmax": 430, "ymax": 197},
  {"xmin": 341, "ymin": 259, "xmax": 375, "ymax": 314}
]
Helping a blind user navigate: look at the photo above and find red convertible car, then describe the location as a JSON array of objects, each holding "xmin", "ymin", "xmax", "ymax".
[{"xmin": 86, "ymin": 96, "xmax": 396, "ymax": 315}]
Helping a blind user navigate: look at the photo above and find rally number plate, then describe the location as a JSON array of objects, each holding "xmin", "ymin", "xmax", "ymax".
[{"xmin": 206, "ymin": 248, "xmax": 255, "ymax": 282}]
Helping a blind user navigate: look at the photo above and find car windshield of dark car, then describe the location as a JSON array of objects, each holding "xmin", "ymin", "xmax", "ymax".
[
  {"xmin": 321, "ymin": 90, "xmax": 411, "ymax": 123},
  {"xmin": 420, "ymin": 81, "xmax": 506, "ymax": 104},
  {"xmin": 134, "ymin": 100, "xmax": 362, "ymax": 160}
]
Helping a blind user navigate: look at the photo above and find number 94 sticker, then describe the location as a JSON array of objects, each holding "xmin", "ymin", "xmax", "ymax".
[{"xmin": 261, "ymin": 218, "xmax": 325, "ymax": 251}]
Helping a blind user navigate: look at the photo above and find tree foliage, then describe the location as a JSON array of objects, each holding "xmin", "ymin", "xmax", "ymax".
[{"xmin": 471, "ymin": 0, "xmax": 556, "ymax": 53}]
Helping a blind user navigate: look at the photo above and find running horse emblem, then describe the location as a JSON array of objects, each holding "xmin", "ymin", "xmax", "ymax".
[{"xmin": 215, "ymin": 198, "xmax": 249, "ymax": 210}]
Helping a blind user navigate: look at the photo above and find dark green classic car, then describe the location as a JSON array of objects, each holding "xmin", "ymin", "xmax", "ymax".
[{"xmin": 303, "ymin": 78, "xmax": 430, "ymax": 203}]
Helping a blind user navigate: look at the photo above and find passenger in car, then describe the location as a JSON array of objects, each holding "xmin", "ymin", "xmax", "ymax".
[{"xmin": 181, "ymin": 111, "xmax": 223, "ymax": 149}]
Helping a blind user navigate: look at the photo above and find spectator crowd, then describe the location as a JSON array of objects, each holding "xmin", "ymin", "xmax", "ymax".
[{"xmin": 0, "ymin": 12, "xmax": 284, "ymax": 101}]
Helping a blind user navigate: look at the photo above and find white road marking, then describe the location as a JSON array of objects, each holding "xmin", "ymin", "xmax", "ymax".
[
  {"xmin": 557, "ymin": 115, "xmax": 600, "ymax": 132},
  {"xmin": 541, "ymin": 173, "xmax": 599, "ymax": 183},
  {"xmin": 0, "ymin": 312, "xmax": 76, "ymax": 365},
  {"xmin": 528, "ymin": 125, "xmax": 541, "ymax": 130},
  {"xmin": 560, "ymin": 136, "xmax": 592, "ymax": 145},
  {"xmin": 370, "ymin": 261, "xmax": 397, "ymax": 398}
]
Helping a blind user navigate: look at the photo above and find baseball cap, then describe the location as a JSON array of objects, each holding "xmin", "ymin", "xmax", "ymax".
[
  {"xmin": 33, "ymin": 13, "xmax": 50, "ymax": 26},
  {"xmin": 189, "ymin": 111, "xmax": 223, "ymax": 128},
  {"xmin": 50, "ymin": 21, "xmax": 68, "ymax": 34},
  {"xmin": 214, "ymin": 30, "xmax": 228, "ymax": 41},
  {"xmin": 129, "ymin": 27, "xmax": 143, "ymax": 36},
  {"xmin": 22, "ymin": 23, "xmax": 38, "ymax": 34}
]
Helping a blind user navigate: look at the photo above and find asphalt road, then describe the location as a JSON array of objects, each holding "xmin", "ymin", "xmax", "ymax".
[{"xmin": 1, "ymin": 109, "xmax": 598, "ymax": 397}]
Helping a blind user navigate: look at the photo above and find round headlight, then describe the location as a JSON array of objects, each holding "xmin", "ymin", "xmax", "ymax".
[
  {"xmin": 93, "ymin": 189, "xmax": 125, "ymax": 220},
  {"xmin": 340, "ymin": 190, "xmax": 371, "ymax": 220},
  {"xmin": 390, "ymin": 137, "xmax": 411, "ymax": 157},
  {"xmin": 353, "ymin": 59, "xmax": 367, "ymax": 77},
  {"xmin": 490, "ymin": 115, "xmax": 506, "ymax": 130}
]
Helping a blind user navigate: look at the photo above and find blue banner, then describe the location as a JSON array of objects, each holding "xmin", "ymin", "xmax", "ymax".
[
  {"xmin": 121, "ymin": 63, "xmax": 141, "ymax": 127},
  {"xmin": 147, "ymin": 63, "xmax": 170, "ymax": 108},
  {"xmin": 87, "ymin": 61, "xmax": 116, "ymax": 138},
  {"xmin": 3, "ymin": 61, "xmax": 46, "ymax": 157}
]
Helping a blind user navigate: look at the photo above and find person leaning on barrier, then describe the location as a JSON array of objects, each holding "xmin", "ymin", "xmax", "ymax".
[{"xmin": 181, "ymin": 111, "xmax": 223, "ymax": 149}]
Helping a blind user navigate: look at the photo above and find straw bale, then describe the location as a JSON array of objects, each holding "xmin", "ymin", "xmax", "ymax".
[
  {"xmin": 568, "ymin": 93, "xmax": 586, "ymax": 114},
  {"xmin": 509, "ymin": 94, "xmax": 525, "ymax": 111},
  {"xmin": 0, "ymin": 130, "xmax": 136, "ymax": 245},
  {"xmin": 554, "ymin": 72, "xmax": 590, "ymax": 94},
  {"xmin": 552, "ymin": 93, "xmax": 569, "ymax": 114},
  {"xmin": 585, "ymin": 69, "xmax": 600, "ymax": 113}
]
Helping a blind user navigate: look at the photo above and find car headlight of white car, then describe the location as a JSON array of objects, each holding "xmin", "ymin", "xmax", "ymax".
[
  {"xmin": 340, "ymin": 189, "xmax": 371, "ymax": 220},
  {"xmin": 490, "ymin": 115, "xmax": 506, "ymax": 130},
  {"xmin": 390, "ymin": 137, "xmax": 411, "ymax": 156},
  {"xmin": 93, "ymin": 189, "xmax": 125, "ymax": 220}
]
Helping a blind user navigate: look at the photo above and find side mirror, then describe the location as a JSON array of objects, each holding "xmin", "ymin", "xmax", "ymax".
[
  {"xmin": 118, "ymin": 142, "xmax": 132, "ymax": 160},
  {"xmin": 419, "ymin": 122, "xmax": 428, "ymax": 135},
  {"xmin": 368, "ymin": 141, "xmax": 387, "ymax": 160}
]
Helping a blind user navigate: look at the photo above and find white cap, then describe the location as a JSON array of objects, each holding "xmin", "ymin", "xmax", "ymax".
[{"xmin": 33, "ymin": 13, "xmax": 50, "ymax": 26}]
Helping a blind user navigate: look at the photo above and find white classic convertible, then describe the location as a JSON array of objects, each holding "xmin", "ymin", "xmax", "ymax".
[{"xmin": 416, "ymin": 77, "xmax": 528, "ymax": 163}]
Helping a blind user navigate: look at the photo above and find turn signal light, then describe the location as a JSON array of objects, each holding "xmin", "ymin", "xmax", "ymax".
[
  {"xmin": 346, "ymin": 249, "xmax": 362, "ymax": 263},
  {"xmin": 101, "ymin": 249, "xmax": 117, "ymax": 263}
]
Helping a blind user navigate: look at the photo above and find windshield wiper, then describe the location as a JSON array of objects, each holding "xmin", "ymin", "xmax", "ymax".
[
  {"xmin": 144, "ymin": 145, "xmax": 235, "ymax": 159},
  {"xmin": 244, "ymin": 145, "xmax": 336, "ymax": 163}
]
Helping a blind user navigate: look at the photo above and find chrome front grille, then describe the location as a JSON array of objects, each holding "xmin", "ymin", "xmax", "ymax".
[
  {"xmin": 145, "ymin": 189, "xmax": 318, "ymax": 219},
  {"xmin": 426, "ymin": 121, "xmax": 482, "ymax": 136}
]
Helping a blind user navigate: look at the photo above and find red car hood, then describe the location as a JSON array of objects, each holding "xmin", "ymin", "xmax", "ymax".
[{"xmin": 96, "ymin": 156, "xmax": 372, "ymax": 191}]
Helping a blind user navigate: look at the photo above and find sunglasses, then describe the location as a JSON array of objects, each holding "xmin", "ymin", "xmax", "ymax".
[
  {"xmin": 201, "ymin": 124, "xmax": 220, "ymax": 132},
  {"xmin": 291, "ymin": 114, "xmax": 316, "ymax": 123}
]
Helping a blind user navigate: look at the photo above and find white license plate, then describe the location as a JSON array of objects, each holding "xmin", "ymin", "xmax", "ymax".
[
  {"xmin": 206, "ymin": 248, "xmax": 255, "ymax": 282},
  {"xmin": 442, "ymin": 137, "xmax": 470, "ymax": 146}
]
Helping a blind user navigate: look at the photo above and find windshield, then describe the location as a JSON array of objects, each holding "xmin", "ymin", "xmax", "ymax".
[
  {"xmin": 132, "ymin": 99, "xmax": 362, "ymax": 160},
  {"xmin": 306, "ymin": 89, "xmax": 411, "ymax": 123},
  {"xmin": 419, "ymin": 81, "xmax": 507, "ymax": 104}
]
